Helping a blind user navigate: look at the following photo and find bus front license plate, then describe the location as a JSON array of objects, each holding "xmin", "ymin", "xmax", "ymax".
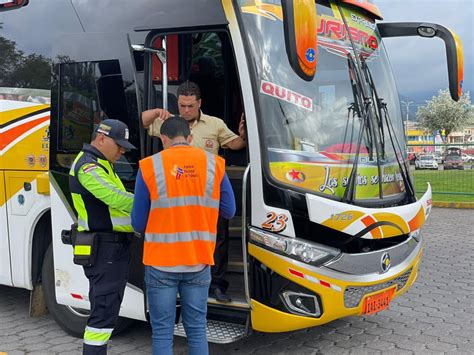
[{"xmin": 363, "ymin": 288, "xmax": 395, "ymax": 315}]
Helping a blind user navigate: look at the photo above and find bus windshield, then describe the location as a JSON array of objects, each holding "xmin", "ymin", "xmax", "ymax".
[{"xmin": 238, "ymin": 0, "xmax": 410, "ymax": 205}]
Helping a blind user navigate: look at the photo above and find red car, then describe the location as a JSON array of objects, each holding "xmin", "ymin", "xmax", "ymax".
[{"xmin": 444, "ymin": 155, "xmax": 464, "ymax": 170}]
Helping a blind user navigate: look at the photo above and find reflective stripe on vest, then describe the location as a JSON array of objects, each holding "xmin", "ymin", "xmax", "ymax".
[
  {"xmin": 145, "ymin": 231, "xmax": 216, "ymax": 243},
  {"xmin": 83, "ymin": 326, "xmax": 113, "ymax": 346},
  {"xmin": 88, "ymin": 169, "xmax": 133, "ymax": 200},
  {"xmin": 151, "ymin": 196, "xmax": 220, "ymax": 209},
  {"xmin": 111, "ymin": 216, "xmax": 132, "ymax": 227},
  {"xmin": 152, "ymin": 153, "xmax": 167, "ymax": 198},
  {"xmin": 78, "ymin": 218, "xmax": 89, "ymax": 230},
  {"xmin": 141, "ymin": 146, "xmax": 224, "ymax": 267}
]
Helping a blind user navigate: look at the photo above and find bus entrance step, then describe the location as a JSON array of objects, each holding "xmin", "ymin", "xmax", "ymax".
[{"xmin": 174, "ymin": 319, "xmax": 246, "ymax": 344}]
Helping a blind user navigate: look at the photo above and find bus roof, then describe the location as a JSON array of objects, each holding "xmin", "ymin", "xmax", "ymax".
[
  {"xmin": 134, "ymin": 0, "xmax": 227, "ymax": 32},
  {"xmin": 341, "ymin": 0, "xmax": 383, "ymax": 20}
]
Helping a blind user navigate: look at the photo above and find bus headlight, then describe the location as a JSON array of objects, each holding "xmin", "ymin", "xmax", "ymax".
[{"xmin": 249, "ymin": 227, "xmax": 340, "ymax": 266}]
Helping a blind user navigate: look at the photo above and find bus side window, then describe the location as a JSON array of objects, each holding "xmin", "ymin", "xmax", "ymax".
[{"xmin": 56, "ymin": 60, "xmax": 139, "ymax": 185}]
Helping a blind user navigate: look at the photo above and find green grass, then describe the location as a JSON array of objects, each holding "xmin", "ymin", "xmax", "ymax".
[{"xmin": 413, "ymin": 168, "xmax": 474, "ymax": 203}]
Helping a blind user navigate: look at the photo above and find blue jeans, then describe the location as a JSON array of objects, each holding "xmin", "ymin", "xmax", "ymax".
[{"xmin": 145, "ymin": 266, "xmax": 211, "ymax": 355}]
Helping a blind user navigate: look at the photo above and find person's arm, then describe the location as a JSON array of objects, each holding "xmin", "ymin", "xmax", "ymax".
[
  {"xmin": 221, "ymin": 113, "xmax": 247, "ymax": 150},
  {"xmin": 78, "ymin": 164, "xmax": 134, "ymax": 212},
  {"xmin": 224, "ymin": 136, "xmax": 246, "ymax": 150},
  {"xmin": 219, "ymin": 173, "xmax": 236, "ymax": 220},
  {"xmin": 131, "ymin": 169, "xmax": 151, "ymax": 233},
  {"xmin": 141, "ymin": 108, "xmax": 172, "ymax": 129}
]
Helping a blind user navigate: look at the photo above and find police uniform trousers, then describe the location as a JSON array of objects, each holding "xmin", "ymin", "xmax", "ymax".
[
  {"xmin": 82, "ymin": 238, "xmax": 130, "ymax": 354},
  {"xmin": 211, "ymin": 216, "xmax": 229, "ymax": 292}
]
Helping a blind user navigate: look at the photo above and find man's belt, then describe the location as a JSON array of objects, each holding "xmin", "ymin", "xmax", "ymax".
[{"xmin": 96, "ymin": 232, "xmax": 132, "ymax": 243}]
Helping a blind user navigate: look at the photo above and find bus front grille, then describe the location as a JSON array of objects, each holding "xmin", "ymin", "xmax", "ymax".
[{"xmin": 343, "ymin": 268, "xmax": 412, "ymax": 308}]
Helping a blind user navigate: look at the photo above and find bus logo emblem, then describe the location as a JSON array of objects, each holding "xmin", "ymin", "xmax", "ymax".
[
  {"xmin": 381, "ymin": 253, "xmax": 391, "ymax": 273},
  {"xmin": 305, "ymin": 48, "xmax": 315, "ymax": 63}
]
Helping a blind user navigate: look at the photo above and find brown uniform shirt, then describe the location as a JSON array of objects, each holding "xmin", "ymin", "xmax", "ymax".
[{"xmin": 148, "ymin": 111, "xmax": 238, "ymax": 155}]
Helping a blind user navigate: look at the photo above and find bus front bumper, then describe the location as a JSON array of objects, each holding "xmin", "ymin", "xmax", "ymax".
[{"xmin": 248, "ymin": 239, "xmax": 422, "ymax": 333}]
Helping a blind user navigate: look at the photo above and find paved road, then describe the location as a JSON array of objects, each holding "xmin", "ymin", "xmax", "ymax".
[{"xmin": 1, "ymin": 208, "xmax": 473, "ymax": 354}]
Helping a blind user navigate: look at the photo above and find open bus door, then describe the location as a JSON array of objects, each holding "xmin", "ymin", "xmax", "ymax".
[
  {"xmin": 135, "ymin": 25, "xmax": 251, "ymax": 343},
  {"xmin": 47, "ymin": 32, "xmax": 145, "ymax": 336}
]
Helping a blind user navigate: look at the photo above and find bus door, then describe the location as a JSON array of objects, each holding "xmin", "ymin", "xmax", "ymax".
[
  {"xmin": 49, "ymin": 32, "xmax": 145, "ymax": 321},
  {"xmin": 136, "ymin": 26, "xmax": 250, "ymax": 341}
]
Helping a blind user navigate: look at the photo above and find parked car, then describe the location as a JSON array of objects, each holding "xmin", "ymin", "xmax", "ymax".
[
  {"xmin": 461, "ymin": 153, "xmax": 474, "ymax": 163},
  {"xmin": 444, "ymin": 155, "xmax": 464, "ymax": 170},
  {"xmin": 441, "ymin": 147, "xmax": 462, "ymax": 163},
  {"xmin": 415, "ymin": 154, "xmax": 438, "ymax": 170},
  {"xmin": 434, "ymin": 153, "xmax": 443, "ymax": 163}
]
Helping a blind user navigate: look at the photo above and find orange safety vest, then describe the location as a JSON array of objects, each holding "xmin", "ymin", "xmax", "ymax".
[{"xmin": 140, "ymin": 145, "xmax": 225, "ymax": 267}]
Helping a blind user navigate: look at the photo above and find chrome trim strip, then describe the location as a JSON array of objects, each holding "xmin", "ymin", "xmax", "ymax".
[
  {"xmin": 324, "ymin": 235, "xmax": 420, "ymax": 275},
  {"xmin": 251, "ymin": 234, "xmax": 422, "ymax": 284},
  {"xmin": 241, "ymin": 164, "xmax": 251, "ymax": 306},
  {"xmin": 161, "ymin": 36, "xmax": 168, "ymax": 111}
]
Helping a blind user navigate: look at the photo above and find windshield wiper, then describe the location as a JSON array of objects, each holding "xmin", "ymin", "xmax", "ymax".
[
  {"xmin": 358, "ymin": 55, "xmax": 416, "ymax": 200},
  {"xmin": 360, "ymin": 56, "xmax": 386, "ymax": 159},
  {"xmin": 342, "ymin": 53, "xmax": 373, "ymax": 203}
]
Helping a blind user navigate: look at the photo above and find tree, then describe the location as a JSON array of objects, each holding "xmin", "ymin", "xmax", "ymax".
[
  {"xmin": 417, "ymin": 89, "xmax": 474, "ymax": 138},
  {"xmin": 0, "ymin": 36, "xmax": 24, "ymax": 86},
  {"xmin": 9, "ymin": 53, "xmax": 51, "ymax": 88},
  {"xmin": 0, "ymin": 35, "xmax": 52, "ymax": 90}
]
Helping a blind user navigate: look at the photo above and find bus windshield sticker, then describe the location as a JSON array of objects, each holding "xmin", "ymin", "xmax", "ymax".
[{"xmin": 260, "ymin": 80, "xmax": 313, "ymax": 112}]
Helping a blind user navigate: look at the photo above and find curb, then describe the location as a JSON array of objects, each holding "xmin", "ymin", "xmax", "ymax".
[{"xmin": 433, "ymin": 201, "xmax": 474, "ymax": 209}]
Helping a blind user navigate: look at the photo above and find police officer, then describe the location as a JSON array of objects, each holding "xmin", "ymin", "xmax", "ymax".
[{"xmin": 69, "ymin": 119, "xmax": 136, "ymax": 354}]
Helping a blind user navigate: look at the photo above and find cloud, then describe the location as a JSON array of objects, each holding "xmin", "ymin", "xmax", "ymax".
[{"xmin": 377, "ymin": 0, "xmax": 473, "ymax": 98}]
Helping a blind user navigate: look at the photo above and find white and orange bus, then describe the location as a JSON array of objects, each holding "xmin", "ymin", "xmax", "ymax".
[{"xmin": 0, "ymin": 0, "xmax": 463, "ymax": 343}]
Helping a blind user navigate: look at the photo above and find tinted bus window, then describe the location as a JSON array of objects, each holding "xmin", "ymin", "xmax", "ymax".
[{"xmin": 57, "ymin": 60, "xmax": 138, "ymax": 182}]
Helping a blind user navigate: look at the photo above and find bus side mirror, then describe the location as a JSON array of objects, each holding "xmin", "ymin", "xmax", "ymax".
[
  {"xmin": 0, "ymin": 0, "xmax": 29, "ymax": 12},
  {"xmin": 282, "ymin": 0, "xmax": 318, "ymax": 81},
  {"xmin": 377, "ymin": 22, "xmax": 464, "ymax": 102}
]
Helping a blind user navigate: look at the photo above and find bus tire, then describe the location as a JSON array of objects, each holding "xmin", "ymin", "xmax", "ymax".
[{"xmin": 41, "ymin": 245, "xmax": 134, "ymax": 338}]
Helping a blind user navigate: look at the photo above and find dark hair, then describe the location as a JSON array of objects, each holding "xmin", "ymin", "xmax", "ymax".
[
  {"xmin": 91, "ymin": 131, "xmax": 98, "ymax": 142},
  {"xmin": 177, "ymin": 81, "xmax": 201, "ymax": 100},
  {"xmin": 160, "ymin": 116, "xmax": 191, "ymax": 139}
]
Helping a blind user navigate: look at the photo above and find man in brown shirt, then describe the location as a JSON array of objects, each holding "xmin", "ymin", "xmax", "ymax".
[{"xmin": 142, "ymin": 81, "xmax": 246, "ymax": 302}]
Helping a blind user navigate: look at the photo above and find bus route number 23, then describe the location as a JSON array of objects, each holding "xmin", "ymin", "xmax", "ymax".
[{"xmin": 261, "ymin": 212, "xmax": 288, "ymax": 233}]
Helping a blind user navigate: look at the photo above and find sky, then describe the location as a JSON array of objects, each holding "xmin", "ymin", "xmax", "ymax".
[
  {"xmin": 1, "ymin": 0, "xmax": 471, "ymax": 115},
  {"xmin": 376, "ymin": 0, "xmax": 473, "ymax": 113}
]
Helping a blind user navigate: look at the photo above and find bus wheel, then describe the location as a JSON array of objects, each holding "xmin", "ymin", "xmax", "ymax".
[{"xmin": 41, "ymin": 245, "xmax": 134, "ymax": 338}]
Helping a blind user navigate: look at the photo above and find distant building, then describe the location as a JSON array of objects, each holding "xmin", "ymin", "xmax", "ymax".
[
  {"xmin": 446, "ymin": 125, "xmax": 474, "ymax": 154},
  {"xmin": 405, "ymin": 121, "xmax": 435, "ymax": 154},
  {"xmin": 405, "ymin": 119, "xmax": 474, "ymax": 153},
  {"xmin": 446, "ymin": 125, "xmax": 474, "ymax": 144}
]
